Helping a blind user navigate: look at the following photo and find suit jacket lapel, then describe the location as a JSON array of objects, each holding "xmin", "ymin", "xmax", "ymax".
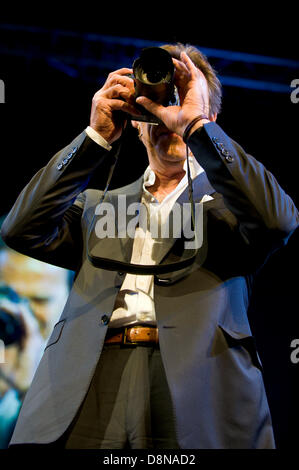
[
  {"xmin": 155, "ymin": 171, "xmax": 215, "ymax": 263},
  {"xmin": 87, "ymin": 176, "xmax": 144, "ymax": 264},
  {"xmin": 155, "ymin": 171, "xmax": 215, "ymax": 283}
]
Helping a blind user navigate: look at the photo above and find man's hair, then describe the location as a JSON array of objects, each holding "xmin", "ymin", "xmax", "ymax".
[{"xmin": 161, "ymin": 43, "xmax": 222, "ymax": 117}]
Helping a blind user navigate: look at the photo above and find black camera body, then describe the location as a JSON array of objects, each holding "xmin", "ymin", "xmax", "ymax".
[
  {"xmin": 0, "ymin": 284, "xmax": 25, "ymax": 346},
  {"xmin": 0, "ymin": 308, "xmax": 24, "ymax": 346}
]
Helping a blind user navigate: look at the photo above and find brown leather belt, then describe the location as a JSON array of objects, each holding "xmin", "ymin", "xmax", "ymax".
[{"xmin": 105, "ymin": 326, "xmax": 159, "ymax": 346}]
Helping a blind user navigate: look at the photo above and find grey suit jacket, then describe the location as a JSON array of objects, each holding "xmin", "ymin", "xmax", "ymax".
[{"xmin": 2, "ymin": 122, "xmax": 298, "ymax": 449}]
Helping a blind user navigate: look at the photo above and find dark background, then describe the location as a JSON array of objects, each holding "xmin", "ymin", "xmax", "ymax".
[{"xmin": 0, "ymin": 9, "xmax": 298, "ymax": 448}]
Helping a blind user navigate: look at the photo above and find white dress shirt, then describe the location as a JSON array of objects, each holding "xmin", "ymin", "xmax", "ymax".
[{"xmin": 85, "ymin": 126, "xmax": 212, "ymax": 327}]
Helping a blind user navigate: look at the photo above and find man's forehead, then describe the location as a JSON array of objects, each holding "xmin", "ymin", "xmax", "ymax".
[{"xmin": 0, "ymin": 249, "xmax": 67, "ymax": 280}]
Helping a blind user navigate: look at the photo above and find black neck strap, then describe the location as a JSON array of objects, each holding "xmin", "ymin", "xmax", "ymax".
[{"xmin": 87, "ymin": 125, "xmax": 203, "ymax": 275}]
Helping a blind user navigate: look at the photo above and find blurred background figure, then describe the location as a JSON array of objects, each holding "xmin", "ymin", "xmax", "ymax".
[
  {"xmin": 0, "ymin": 249, "xmax": 70, "ymax": 340},
  {"xmin": 0, "ymin": 283, "xmax": 44, "ymax": 448},
  {"xmin": 0, "ymin": 216, "xmax": 72, "ymax": 447}
]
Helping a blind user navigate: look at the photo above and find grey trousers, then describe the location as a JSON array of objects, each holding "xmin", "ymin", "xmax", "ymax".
[{"xmin": 62, "ymin": 344, "xmax": 180, "ymax": 449}]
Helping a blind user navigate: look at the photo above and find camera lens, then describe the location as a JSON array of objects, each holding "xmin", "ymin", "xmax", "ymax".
[
  {"xmin": 133, "ymin": 47, "xmax": 174, "ymax": 85},
  {"xmin": 146, "ymin": 70, "xmax": 164, "ymax": 84},
  {"xmin": 132, "ymin": 47, "xmax": 175, "ymax": 108},
  {"xmin": 0, "ymin": 308, "xmax": 24, "ymax": 346}
]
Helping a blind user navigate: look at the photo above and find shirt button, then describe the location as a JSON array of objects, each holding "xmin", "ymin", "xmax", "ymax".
[
  {"xmin": 101, "ymin": 314, "xmax": 109, "ymax": 325},
  {"xmin": 225, "ymin": 154, "xmax": 234, "ymax": 163}
]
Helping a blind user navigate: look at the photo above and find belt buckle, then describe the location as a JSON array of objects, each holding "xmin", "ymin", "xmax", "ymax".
[{"xmin": 123, "ymin": 327, "xmax": 139, "ymax": 346}]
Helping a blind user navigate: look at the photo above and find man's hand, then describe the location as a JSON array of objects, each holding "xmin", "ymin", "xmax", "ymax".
[
  {"xmin": 89, "ymin": 68, "xmax": 139, "ymax": 145},
  {"xmin": 136, "ymin": 52, "xmax": 211, "ymax": 137}
]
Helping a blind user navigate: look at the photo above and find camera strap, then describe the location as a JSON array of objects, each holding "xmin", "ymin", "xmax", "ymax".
[{"xmin": 86, "ymin": 124, "xmax": 200, "ymax": 275}]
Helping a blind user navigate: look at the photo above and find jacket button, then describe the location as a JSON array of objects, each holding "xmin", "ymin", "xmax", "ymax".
[
  {"xmin": 101, "ymin": 314, "xmax": 109, "ymax": 325},
  {"xmin": 118, "ymin": 272, "xmax": 124, "ymax": 276},
  {"xmin": 216, "ymin": 142, "xmax": 224, "ymax": 150},
  {"xmin": 56, "ymin": 163, "xmax": 63, "ymax": 170},
  {"xmin": 225, "ymin": 154, "xmax": 234, "ymax": 163}
]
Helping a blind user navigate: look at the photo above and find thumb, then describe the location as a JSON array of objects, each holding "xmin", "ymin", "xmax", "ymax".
[{"xmin": 136, "ymin": 96, "xmax": 165, "ymax": 120}]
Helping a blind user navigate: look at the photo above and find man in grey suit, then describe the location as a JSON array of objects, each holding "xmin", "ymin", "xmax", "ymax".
[{"xmin": 1, "ymin": 43, "xmax": 298, "ymax": 449}]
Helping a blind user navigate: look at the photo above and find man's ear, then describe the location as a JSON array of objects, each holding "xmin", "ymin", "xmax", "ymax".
[
  {"xmin": 131, "ymin": 120, "xmax": 138, "ymax": 129},
  {"xmin": 210, "ymin": 113, "xmax": 217, "ymax": 122}
]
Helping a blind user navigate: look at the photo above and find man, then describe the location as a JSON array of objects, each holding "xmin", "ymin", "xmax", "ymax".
[
  {"xmin": 0, "ymin": 226, "xmax": 70, "ymax": 447},
  {"xmin": 0, "ymin": 284, "xmax": 44, "ymax": 448},
  {"xmin": 1, "ymin": 43, "xmax": 298, "ymax": 449},
  {"xmin": 0, "ymin": 238, "xmax": 70, "ymax": 340}
]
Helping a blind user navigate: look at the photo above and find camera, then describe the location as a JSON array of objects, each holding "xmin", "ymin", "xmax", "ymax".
[
  {"xmin": 0, "ymin": 284, "xmax": 25, "ymax": 346},
  {"xmin": 130, "ymin": 47, "xmax": 179, "ymax": 124}
]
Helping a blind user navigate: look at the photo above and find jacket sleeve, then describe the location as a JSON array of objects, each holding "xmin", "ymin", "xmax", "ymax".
[
  {"xmin": 188, "ymin": 122, "xmax": 299, "ymax": 252},
  {"xmin": 1, "ymin": 130, "xmax": 114, "ymax": 271}
]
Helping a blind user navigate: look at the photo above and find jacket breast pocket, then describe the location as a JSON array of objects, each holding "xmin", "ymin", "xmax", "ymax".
[
  {"xmin": 216, "ymin": 323, "xmax": 263, "ymax": 373},
  {"xmin": 44, "ymin": 319, "xmax": 66, "ymax": 350}
]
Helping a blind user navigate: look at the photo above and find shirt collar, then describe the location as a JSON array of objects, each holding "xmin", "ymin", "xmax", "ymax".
[{"xmin": 143, "ymin": 156, "xmax": 204, "ymax": 189}]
